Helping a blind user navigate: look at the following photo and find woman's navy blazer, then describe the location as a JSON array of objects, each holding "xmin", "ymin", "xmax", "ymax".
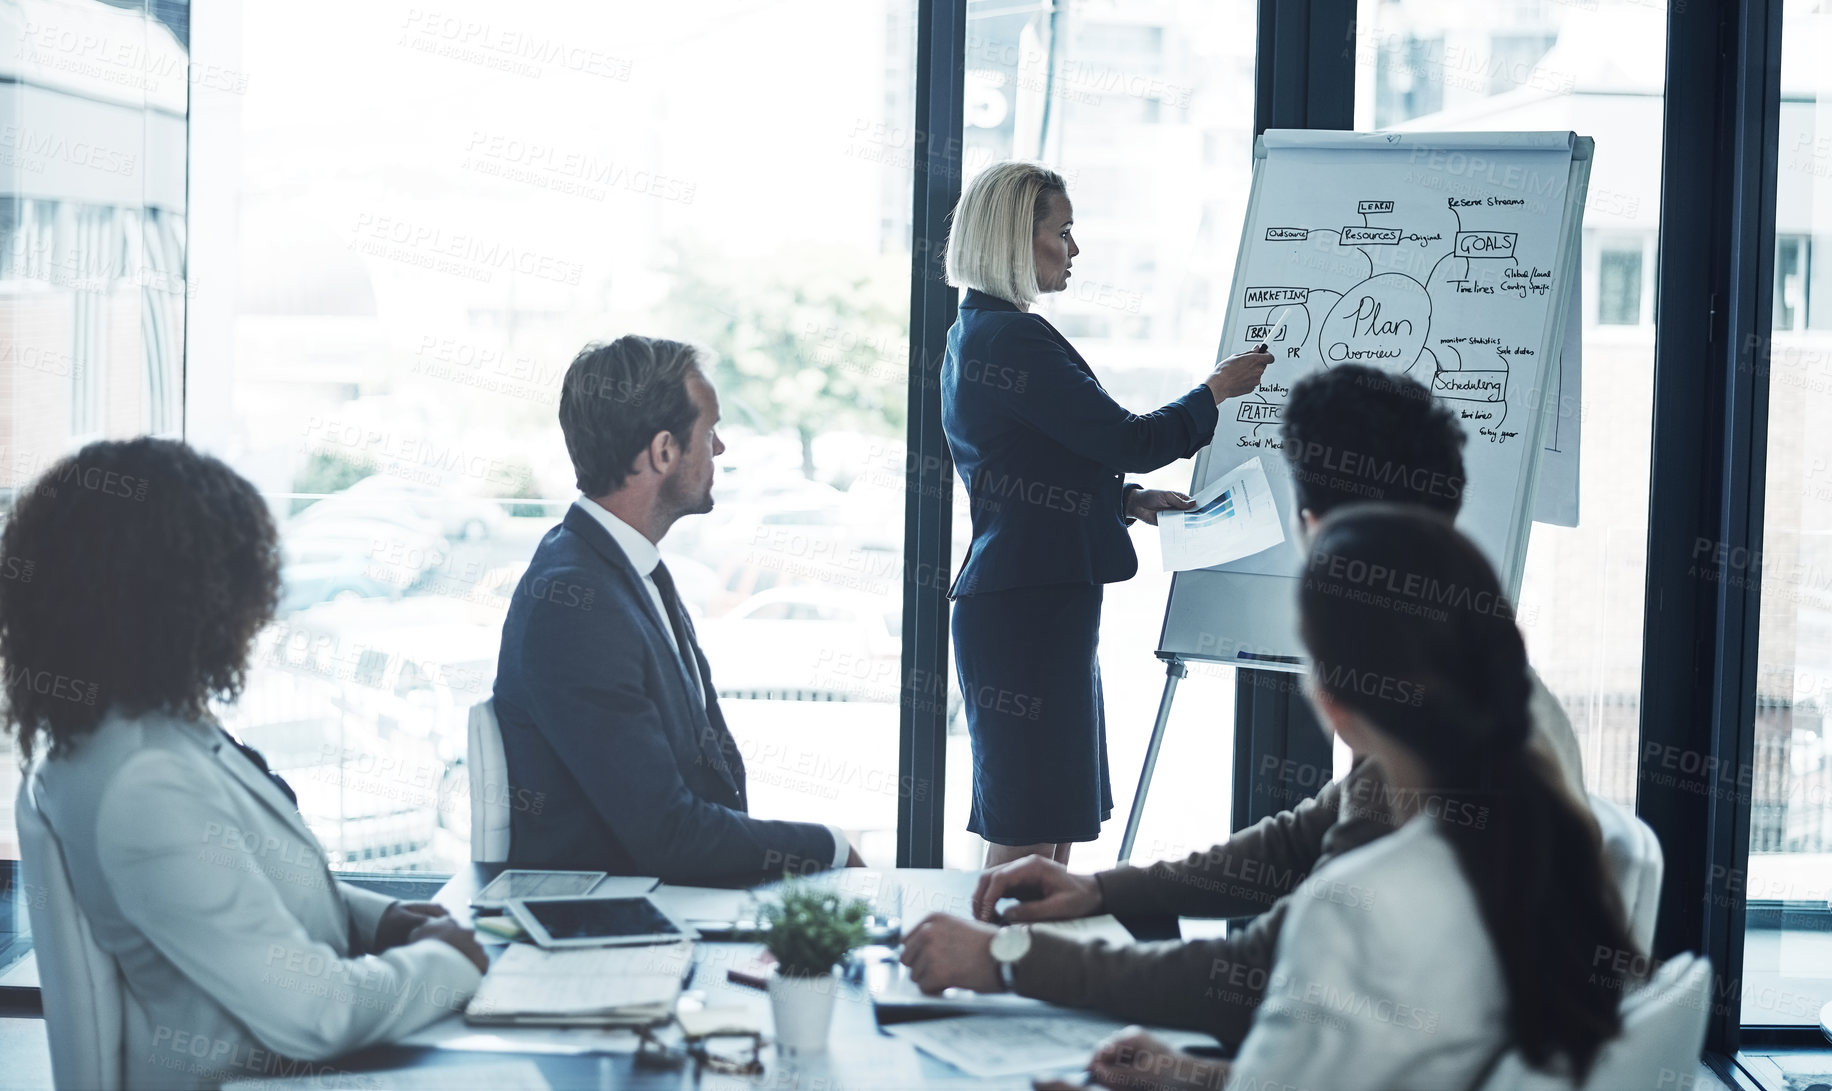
[{"xmin": 942, "ymin": 289, "xmax": 1221, "ymax": 597}]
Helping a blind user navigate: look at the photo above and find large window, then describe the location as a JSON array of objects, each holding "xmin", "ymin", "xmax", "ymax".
[
  {"xmin": 0, "ymin": 5, "xmax": 1825, "ymax": 1077},
  {"xmin": 188, "ymin": 0, "xmax": 915, "ymax": 873},
  {"xmin": 0, "ymin": 0, "xmax": 193, "ymax": 979},
  {"xmin": 1354, "ymin": 0, "xmax": 1667, "ymax": 810},
  {"xmin": 942, "ymin": 0, "xmax": 1258, "ymax": 871},
  {"xmin": 1743, "ymin": 0, "xmax": 1832, "ymax": 1030}
]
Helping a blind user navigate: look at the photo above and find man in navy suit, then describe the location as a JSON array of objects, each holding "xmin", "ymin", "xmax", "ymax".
[{"xmin": 494, "ymin": 334, "xmax": 861, "ymax": 883}]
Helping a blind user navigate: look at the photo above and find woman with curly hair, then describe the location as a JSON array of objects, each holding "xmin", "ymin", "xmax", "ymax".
[{"xmin": 3, "ymin": 438, "xmax": 485, "ymax": 1090}]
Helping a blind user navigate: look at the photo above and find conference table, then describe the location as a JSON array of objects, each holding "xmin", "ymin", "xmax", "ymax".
[{"xmin": 310, "ymin": 864, "xmax": 1179, "ymax": 1091}]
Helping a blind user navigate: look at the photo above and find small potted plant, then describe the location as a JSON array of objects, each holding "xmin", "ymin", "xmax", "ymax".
[{"xmin": 754, "ymin": 880, "xmax": 871, "ymax": 1056}]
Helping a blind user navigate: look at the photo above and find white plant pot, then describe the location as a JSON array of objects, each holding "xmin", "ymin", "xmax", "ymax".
[{"xmin": 768, "ymin": 968, "xmax": 840, "ymax": 1056}]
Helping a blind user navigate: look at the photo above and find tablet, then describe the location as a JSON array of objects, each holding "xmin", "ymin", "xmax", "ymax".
[
  {"xmin": 507, "ymin": 895, "xmax": 700, "ymax": 949},
  {"xmin": 470, "ymin": 869, "xmax": 607, "ymax": 910}
]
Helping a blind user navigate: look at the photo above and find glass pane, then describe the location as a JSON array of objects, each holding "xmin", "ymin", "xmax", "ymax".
[
  {"xmin": 1598, "ymin": 246, "xmax": 1643, "ymax": 326},
  {"xmin": 1744, "ymin": 0, "xmax": 1832, "ymax": 1029},
  {"xmin": 944, "ymin": 0, "xmax": 1257, "ymax": 871},
  {"xmin": 1356, "ymin": 0, "xmax": 1666, "ymax": 812},
  {"xmin": 1776, "ymin": 236, "xmax": 1806, "ymax": 331},
  {"xmin": 191, "ymin": 0, "xmax": 913, "ymax": 872},
  {"xmin": 0, "ymin": 0, "xmax": 193, "ymax": 972}
]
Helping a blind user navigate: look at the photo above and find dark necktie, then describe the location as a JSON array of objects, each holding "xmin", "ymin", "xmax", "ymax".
[
  {"xmin": 652, "ymin": 560, "xmax": 743, "ymax": 797},
  {"xmin": 650, "ymin": 560, "xmax": 703, "ymax": 698},
  {"xmin": 220, "ymin": 727, "xmax": 299, "ymax": 808}
]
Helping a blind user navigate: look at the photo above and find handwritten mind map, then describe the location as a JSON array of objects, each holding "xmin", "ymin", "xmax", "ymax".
[
  {"xmin": 1231, "ymin": 194, "xmax": 1559, "ymax": 449},
  {"xmin": 1167, "ymin": 132, "xmax": 1584, "ymax": 646}
]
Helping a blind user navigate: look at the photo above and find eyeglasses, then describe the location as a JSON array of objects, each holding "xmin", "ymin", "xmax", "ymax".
[{"xmin": 636, "ymin": 1021, "xmax": 765, "ymax": 1077}]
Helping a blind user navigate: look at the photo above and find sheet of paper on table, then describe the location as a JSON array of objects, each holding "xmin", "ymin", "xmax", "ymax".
[
  {"xmin": 677, "ymin": 1005, "xmax": 765, "ymax": 1038},
  {"xmin": 647, "ymin": 884, "xmax": 756, "ymax": 924},
  {"xmin": 870, "ymin": 967, "xmax": 1053, "ymax": 1018},
  {"xmin": 223, "ymin": 1058, "xmax": 551, "ymax": 1089},
  {"xmin": 464, "ymin": 941, "xmax": 692, "ymax": 1026},
  {"xmin": 1030, "ymin": 914, "xmax": 1135, "ymax": 948},
  {"xmin": 1157, "ymin": 455, "xmax": 1285, "ymax": 571},
  {"xmin": 871, "ymin": 915, "xmax": 1133, "ymax": 1021},
  {"xmin": 886, "ymin": 1014, "xmax": 1213, "ymax": 1080},
  {"xmin": 397, "ymin": 1014, "xmax": 643, "ymax": 1055},
  {"xmin": 805, "ymin": 866, "xmax": 898, "ymax": 913}
]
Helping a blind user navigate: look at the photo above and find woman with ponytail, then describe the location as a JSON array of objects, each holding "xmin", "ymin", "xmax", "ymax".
[{"xmin": 1058, "ymin": 504, "xmax": 1638, "ymax": 1090}]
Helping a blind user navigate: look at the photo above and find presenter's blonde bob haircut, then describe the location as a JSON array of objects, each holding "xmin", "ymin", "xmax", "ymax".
[{"xmin": 944, "ymin": 160, "xmax": 1068, "ymax": 308}]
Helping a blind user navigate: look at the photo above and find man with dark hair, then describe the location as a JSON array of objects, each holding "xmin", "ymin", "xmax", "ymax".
[
  {"xmin": 896, "ymin": 364, "xmax": 1588, "ymax": 1044},
  {"xmin": 1281, "ymin": 363, "xmax": 1467, "ymax": 519},
  {"xmin": 494, "ymin": 334, "xmax": 860, "ymax": 883}
]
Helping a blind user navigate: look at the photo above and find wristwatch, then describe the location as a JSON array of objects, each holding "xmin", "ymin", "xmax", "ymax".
[{"xmin": 989, "ymin": 924, "xmax": 1032, "ymax": 991}]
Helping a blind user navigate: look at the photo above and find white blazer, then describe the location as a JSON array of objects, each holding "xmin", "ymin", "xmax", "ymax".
[
  {"xmin": 34, "ymin": 709, "xmax": 482, "ymax": 1090},
  {"xmin": 1228, "ymin": 815, "xmax": 1511, "ymax": 1090}
]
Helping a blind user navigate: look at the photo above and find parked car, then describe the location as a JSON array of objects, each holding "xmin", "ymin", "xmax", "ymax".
[
  {"xmin": 696, "ymin": 585, "xmax": 901, "ymax": 702},
  {"xmin": 338, "ymin": 475, "xmax": 510, "ymax": 541},
  {"xmin": 274, "ymin": 597, "xmax": 499, "ymax": 758},
  {"xmin": 279, "ymin": 540, "xmax": 404, "ymax": 614},
  {"xmin": 277, "ymin": 518, "xmax": 449, "ymax": 614},
  {"xmin": 227, "ymin": 667, "xmax": 446, "ymax": 870},
  {"xmin": 291, "ymin": 490, "xmax": 450, "ymax": 540},
  {"xmin": 687, "ymin": 488, "xmax": 903, "ymax": 616}
]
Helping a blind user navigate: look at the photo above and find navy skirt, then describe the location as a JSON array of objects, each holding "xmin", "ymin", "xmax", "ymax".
[{"xmin": 952, "ymin": 583, "xmax": 1110, "ymax": 845}]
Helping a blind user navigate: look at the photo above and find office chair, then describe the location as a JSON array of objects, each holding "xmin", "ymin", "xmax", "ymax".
[
  {"xmin": 16, "ymin": 764, "xmax": 126, "ymax": 1091},
  {"xmin": 1590, "ymin": 793, "xmax": 1665, "ymax": 953},
  {"xmin": 467, "ymin": 699, "xmax": 512, "ymax": 863},
  {"xmin": 1476, "ymin": 952, "xmax": 1711, "ymax": 1090}
]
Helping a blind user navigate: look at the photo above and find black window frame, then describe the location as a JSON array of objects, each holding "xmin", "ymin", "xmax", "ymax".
[
  {"xmin": 896, "ymin": 0, "xmax": 965, "ymax": 868},
  {"xmin": 1639, "ymin": 0, "xmax": 1788, "ymax": 1064},
  {"xmin": 893, "ymin": 0, "xmax": 1815, "ymax": 1077},
  {"xmin": 0, "ymin": 7, "xmax": 1806, "ymax": 1077}
]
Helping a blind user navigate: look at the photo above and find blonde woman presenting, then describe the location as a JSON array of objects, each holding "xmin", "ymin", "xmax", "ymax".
[{"xmin": 941, "ymin": 161, "xmax": 1272, "ymax": 865}]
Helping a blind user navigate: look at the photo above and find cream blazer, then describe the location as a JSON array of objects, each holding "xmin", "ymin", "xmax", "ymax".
[
  {"xmin": 34, "ymin": 709, "xmax": 481, "ymax": 1090},
  {"xmin": 1228, "ymin": 815, "xmax": 1512, "ymax": 1089}
]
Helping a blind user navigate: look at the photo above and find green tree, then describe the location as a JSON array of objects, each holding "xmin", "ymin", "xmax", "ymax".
[
  {"xmin": 290, "ymin": 449, "xmax": 371, "ymax": 516},
  {"xmin": 660, "ymin": 243, "xmax": 908, "ymax": 479},
  {"xmin": 483, "ymin": 455, "xmax": 547, "ymax": 518}
]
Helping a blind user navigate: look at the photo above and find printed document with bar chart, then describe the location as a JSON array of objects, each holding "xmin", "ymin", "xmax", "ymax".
[{"xmin": 1157, "ymin": 455, "xmax": 1284, "ymax": 571}]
